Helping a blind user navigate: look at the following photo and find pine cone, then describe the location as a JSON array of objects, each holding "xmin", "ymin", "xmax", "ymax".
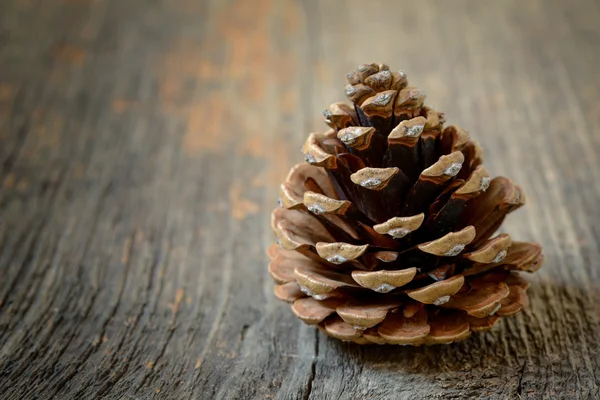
[{"xmin": 268, "ymin": 63, "xmax": 543, "ymax": 345}]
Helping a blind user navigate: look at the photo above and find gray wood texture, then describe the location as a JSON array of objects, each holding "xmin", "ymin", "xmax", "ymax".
[{"xmin": 1, "ymin": 0, "xmax": 600, "ymax": 398}]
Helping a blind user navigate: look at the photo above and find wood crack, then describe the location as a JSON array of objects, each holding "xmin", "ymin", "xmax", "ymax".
[
  {"xmin": 516, "ymin": 361, "xmax": 526, "ymax": 397},
  {"xmin": 303, "ymin": 330, "xmax": 319, "ymax": 400},
  {"xmin": 0, "ymin": 88, "xmax": 29, "ymax": 185}
]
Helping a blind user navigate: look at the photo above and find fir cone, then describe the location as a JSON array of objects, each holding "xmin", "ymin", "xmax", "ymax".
[{"xmin": 268, "ymin": 63, "xmax": 543, "ymax": 345}]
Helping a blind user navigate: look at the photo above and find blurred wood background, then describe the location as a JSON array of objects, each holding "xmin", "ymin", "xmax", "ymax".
[{"xmin": 1, "ymin": 0, "xmax": 600, "ymax": 398}]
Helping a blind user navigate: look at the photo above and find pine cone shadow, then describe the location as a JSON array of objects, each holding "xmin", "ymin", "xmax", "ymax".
[{"xmin": 319, "ymin": 279, "xmax": 597, "ymax": 376}]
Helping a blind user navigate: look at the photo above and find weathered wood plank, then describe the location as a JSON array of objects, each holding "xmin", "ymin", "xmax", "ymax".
[{"xmin": 1, "ymin": 0, "xmax": 599, "ymax": 399}]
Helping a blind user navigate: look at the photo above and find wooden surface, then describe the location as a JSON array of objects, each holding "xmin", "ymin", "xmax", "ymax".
[{"xmin": 1, "ymin": 0, "xmax": 600, "ymax": 398}]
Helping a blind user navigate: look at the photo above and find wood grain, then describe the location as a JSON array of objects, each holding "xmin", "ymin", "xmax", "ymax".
[{"xmin": 1, "ymin": 0, "xmax": 600, "ymax": 398}]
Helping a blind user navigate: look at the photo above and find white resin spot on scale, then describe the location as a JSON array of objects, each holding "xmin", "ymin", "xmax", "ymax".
[
  {"xmin": 492, "ymin": 249, "xmax": 507, "ymax": 263},
  {"xmin": 480, "ymin": 176, "xmax": 491, "ymax": 191},
  {"xmin": 374, "ymin": 283, "xmax": 396, "ymax": 293},
  {"xmin": 405, "ymin": 124, "xmax": 424, "ymax": 137},
  {"xmin": 445, "ymin": 244, "xmax": 465, "ymax": 256},
  {"xmin": 443, "ymin": 162, "xmax": 463, "ymax": 177},
  {"xmin": 409, "ymin": 89, "xmax": 425, "ymax": 99},
  {"xmin": 307, "ymin": 204, "xmax": 326, "ymax": 215},
  {"xmin": 339, "ymin": 127, "xmax": 364, "ymax": 145},
  {"xmin": 489, "ymin": 303, "xmax": 502, "ymax": 316},
  {"xmin": 340, "ymin": 133, "xmax": 357, "ymax": 145},
  {"xmin": 304, "ymin": 154, "xmax": 316, "ymax": 163},
  {"xmin": 433, "ymin": 295, "xmax": 451, "ymax": 305},
  {"xmin": 327, "ymin": 254, "xmax": 348, "ymax": 265},
  {"xmin": 313, "ymin": 294, "xmax": 328, "ymax": 301},
  {"xmin": 359, "ymin": 178, "xmax": 382, "ymax": 188},
  {"xmin": 299, "ymin": 285, "xmax": 314, "ymax": 297},
  {"xmin": 387, "ymin": 227, "xmax": 410, "ymax": 239},
  {"xmin": 373, "ymin": 92, "xmax": 393, "ymax": 106},
  {"xmin": 352, "ymin": 325, "xmax": 368, "ymax": 331}
]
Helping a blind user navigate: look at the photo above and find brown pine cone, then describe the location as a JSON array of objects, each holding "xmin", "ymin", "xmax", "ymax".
[{"xmin": 268, "ymin": 63, "xmax": 543, "ymax": 345}]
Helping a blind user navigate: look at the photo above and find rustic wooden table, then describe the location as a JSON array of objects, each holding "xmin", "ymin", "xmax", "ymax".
[{"xmin": 1, "ymin": 0, "xmax": 600, "ymax": 398}]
